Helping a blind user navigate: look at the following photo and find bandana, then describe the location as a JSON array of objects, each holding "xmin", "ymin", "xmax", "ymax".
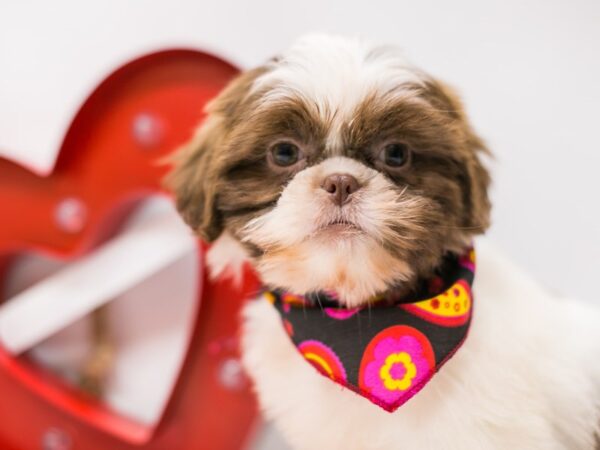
[{"xmin": 264, "ymin": 248, "xmax": 475, "ymax": 412}]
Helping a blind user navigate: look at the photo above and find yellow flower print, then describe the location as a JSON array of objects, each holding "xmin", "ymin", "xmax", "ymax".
[{"xmin": 379, "ymin": 352, "xmax": 417, "ymax": 391}]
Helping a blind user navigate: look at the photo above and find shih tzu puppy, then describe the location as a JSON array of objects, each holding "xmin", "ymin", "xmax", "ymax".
[{"xmin": 166, "ymin": 34, "xmax": 600, "ymax": 449}]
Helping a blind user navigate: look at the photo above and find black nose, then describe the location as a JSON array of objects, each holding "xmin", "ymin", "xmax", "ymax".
[{"xmin": 321, "ymin": 173, "xmax": 360, "ymax": 206}]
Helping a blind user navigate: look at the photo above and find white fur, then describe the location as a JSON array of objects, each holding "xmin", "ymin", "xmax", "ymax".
[
  {"xmin": 240, "ymin": 157, "xmax": 422, "ymax": 306},
  {"xmin": 239, "ymin": 238, "xmax": 600, "ymax": 450},
  {"xmin": 206, "ymin": 231, "xmax": 249, "ymax": 285},
  {"xmin": 252, "ymin": 34, "xmax": 426, "ymax": 151}
]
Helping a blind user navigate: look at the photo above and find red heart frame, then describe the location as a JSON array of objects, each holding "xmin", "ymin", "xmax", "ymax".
[{"xmin": 0, "ymin": 49, "xmax": 260, "ymax": 450}]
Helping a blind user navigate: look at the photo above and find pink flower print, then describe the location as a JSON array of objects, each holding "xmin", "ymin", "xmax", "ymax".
[{"xmin": 359, "ymin": 326, "xmax": 435, "ymax": 410}]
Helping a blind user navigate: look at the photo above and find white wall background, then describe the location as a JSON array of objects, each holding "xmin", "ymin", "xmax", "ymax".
[{"xmin": 1, "ymin": 0, "xmax": 599, "ymax": 301}]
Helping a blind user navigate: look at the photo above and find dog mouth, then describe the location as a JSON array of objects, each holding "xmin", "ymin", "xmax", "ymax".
[{"xmin": 317, "ymin": 219, "xmax": 362, "ymax": 234}]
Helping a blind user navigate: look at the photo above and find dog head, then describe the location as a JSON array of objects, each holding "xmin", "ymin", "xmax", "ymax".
[{"xmin": 166, "ymin": 34, "xmax": 491, "ymax": 307}]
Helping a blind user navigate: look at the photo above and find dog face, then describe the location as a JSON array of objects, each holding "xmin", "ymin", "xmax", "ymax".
[{"xmin": 166, "ymin": 34, "xmax": 491, "ymax": 306}]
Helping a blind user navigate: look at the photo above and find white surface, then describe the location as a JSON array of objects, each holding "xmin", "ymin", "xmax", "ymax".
[
  {"xmin": 0, "ymin": 2, "xmax": 598, "ymax": 297},
  {"xmin": 0, "ymin": 201, "xmax": 197, "ymax": 355}
]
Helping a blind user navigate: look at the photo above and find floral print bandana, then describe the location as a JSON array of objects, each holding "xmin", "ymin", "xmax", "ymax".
[{"xmin": 264, "ymin": 248, "xmax": 475, "ymax": 412}]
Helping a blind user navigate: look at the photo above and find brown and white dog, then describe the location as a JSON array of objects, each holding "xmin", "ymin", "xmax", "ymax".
[{"xmin": 167, "ymin": 34, "xmax": 600, "ymax": 450}]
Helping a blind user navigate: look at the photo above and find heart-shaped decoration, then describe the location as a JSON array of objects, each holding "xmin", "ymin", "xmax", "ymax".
[{"xmin": 0, "ymin": 49, "xmax": 260, "ymax": 449}]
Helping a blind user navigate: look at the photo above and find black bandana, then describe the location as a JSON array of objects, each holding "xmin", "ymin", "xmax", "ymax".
[{"xmin": 264, "ymin": 248, "xmax": 475, "ymax": 412}]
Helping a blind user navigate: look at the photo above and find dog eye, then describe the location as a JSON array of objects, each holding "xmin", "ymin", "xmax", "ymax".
[
  {"xmin": 379, "ymin": 143, "xmax": 411, "ymax": 168},
  {"xmin": 269, "ymin": 142, "xmax": 302, "ymax": 167}
]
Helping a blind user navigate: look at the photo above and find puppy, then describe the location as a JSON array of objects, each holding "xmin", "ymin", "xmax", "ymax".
[{"xmin": 166, "ymin": 34, "xmax": 600, "ymax": 449}]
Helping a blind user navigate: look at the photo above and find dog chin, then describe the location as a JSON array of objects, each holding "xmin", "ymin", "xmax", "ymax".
[{"xmin": 253, "ymin": 235, "xmax": 413, "ymax": 308}]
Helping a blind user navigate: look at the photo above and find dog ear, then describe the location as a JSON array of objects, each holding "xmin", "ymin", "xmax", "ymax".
[
  {"xmin": 426, "ymin": 79, "xmax": 492, "ymax": 234},
  {"xmin": 163, "ymin": 67, "xmax": 269, "ymax": 242},
  {"xmin": 164, "ymin": 118, "xmax": 223, "ymax": 242},
  {"xmin": 462, "ymin": 122, "xmax": 492, "ymax": 234}
]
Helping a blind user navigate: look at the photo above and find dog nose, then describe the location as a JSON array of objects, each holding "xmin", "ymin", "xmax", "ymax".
[{"xmin": 321, "ymin": 174, "xmax": 360, "ymax": 206}]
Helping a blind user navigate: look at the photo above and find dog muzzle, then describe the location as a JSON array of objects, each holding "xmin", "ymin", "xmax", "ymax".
[{"xmin": 263, "ymin": 248, "xmax": 475, "ymax": 412}]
